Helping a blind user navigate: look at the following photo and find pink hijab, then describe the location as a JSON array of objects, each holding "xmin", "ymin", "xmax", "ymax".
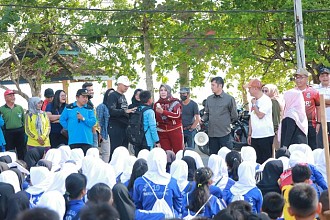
[{"xmin": 280, "ymin": 89, "xmax": 308, "ymax": 136}]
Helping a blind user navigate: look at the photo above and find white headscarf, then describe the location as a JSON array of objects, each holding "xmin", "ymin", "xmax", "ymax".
[
  {"xmin": 208, "ymin": 154, "xmax": 229, "ymax": 190},
  {"xmin": 86, "ymin": 148, "xmax": 100, "ymax": 158},
  {"xmin": 37, "ymin": 190, "xmax": 66, "ymax": 219},
  {"xmin": 47, "ymin": 168, "xmax": 77, "ymax": 195},
  {"xmin": 313, "ymin": 149, "xmax": 327, "ymax": 183},
  {"xmin": 143, "ymin": 148, "xmax": 171, "ymax": 185},
  {"xmin": 218, "ymin": 147, "xmax": 231, "ymax": 161},
  {"xmin": 137, "ymin": 149, "xmax": 150, "ymax": 160},
  {"xmin": 289, "ymin": 151, "xmax": 307, "ymax": 168},
  {"xmin": 70, "ymin": 148, "xmax": 84, "ymax": 170},
  {"xmin": 289, "ymin": 144, "xmax": 314, "ymax": 165},
  {"xmin": 0, "ymin": 170, "xmax": 21, "ymax": 193},
  {"xmin": 83, "ymin": 156, "xmax": 116, "ymax": 189},
  {"xmin": 120, "ymin": 155, "xmax": 137, "ymax": 183},
  {"xmin": 109, "ymin": 146, "xmax": 130, "ymax": 178},
  {"xmin": 0, "ymin": 151, "xmax": 17, "ymax": 162},
  {"xmin": 26, "ymin": 166, "xmax": 54, "ymax": 195},
  {"xmin": 230, "ymin": 161, "xmax": 256, "ymax": 196},
  {"xmin": 61, "ymin": 162, "xmax": 79, "ymax": 173},
  {"xmin": 176, "ymin": 149, "xmax": 204, "ymax": 168},
  {"xmin": 59, "ymin": 145, "xmax": 71, "ymax": 165},
  {"xmin": 170, "ymin": 160, "xmax": 189, "ymax": 192},
  {"xmin": 241, "ymin": 146, "xmax": 257, "ymax": 164},
  {"xmin": 44, "ymin": 149, "xmax": 61, "ymax": 172},
  {"xmin": 277, "ymin": 156, "xmax": 290, "ymax": 171}
]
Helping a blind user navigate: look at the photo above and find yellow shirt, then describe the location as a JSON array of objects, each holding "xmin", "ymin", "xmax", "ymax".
[
  {"xmin": 282, "ymin": 185, "xmax": 295, "ymax": 220},
  {"xmin": 25, "ymin": 113, "xmax": 51, "ymax": 147}
]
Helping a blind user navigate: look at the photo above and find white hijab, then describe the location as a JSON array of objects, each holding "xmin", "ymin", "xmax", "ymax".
[
  {"xmin": 61, "ymin": 162, "xmax": 79, "ymax": 173},
  {"xmin": 120, "ymin": 155, "xmax": 137, "ymax": 183},
  {"xmin": 313, "ymin": 149, "xmax": 327, "ymax": 183},
  {"xmin": 170, "ymin": 160, "xmax": 189, "ymax": 192},
  {"xmin": 83, "ymin": 156, "xmax": 116, "ymax": 189},
  {"xmin": 26, "ymin": 166, "xmax": 54, "ymax": 195},
  {"xmin": 0, "ymin": 151, "xmax": 17, "ymax": 162},
  {"xmin": 277, "ymin": 156, "xmax": 290, "ymax": 171},
  {"xmin": 241, "ymin": 146, "xmax": 257, "ymax": 164},
  {"xmin": 37, "ymin": 190, "xmax": 66, "ymax": 219},
  {"xmin": 0, "ymin": 170, "xmax": 21, "ymax": 193},
  {"xmin": 208, "ymin": 154, "xmax": 229, "ymax": 190},
  {"xmin": 47, "ymin": 168, "xmax": 77, "ymax": 195},
  {"xmin": 143, "ymin": 148, "xmax": 171, "ymax": 185},
  {"xmin": 109, "ymin": 146, "xmax": 130, "ymax": 178},
  {"xmin": 230, "ymin": 161, "xmax": 256, "ymax": 196},
  {"xmin": 137, "ymin": 149, "xmax": 150, "ymax": 160},
  {"xmin": 86, "ymin": 148, "xmax": 100, "ymax": 158},
  {"xmin": 70, "ymin": 148, "xmax": 84, "ymax": 170},
  {"xmin": 176, "ymin": 149, "xmax": 204, "ymax": 168},
  {"xmin": 289, "ymin": 151, "xmax": 307, "ymax": 168},
  {"xmin": 218, "ymin": 147, "xmax": 231, "ymax": 161},
  {"xmin": 44, "ymin": 149, "xmax": 61, "ymax": 172},
  {"xmin": 288, "ymin": 144, "xmax": 314, "ymax": 165},
  {"xmin": 59, "ymin": 145, "xmax": 71, "ymax": 165}
]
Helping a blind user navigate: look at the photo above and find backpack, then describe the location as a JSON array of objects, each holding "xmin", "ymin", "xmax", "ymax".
[
  {"xmin": 127, "ymin": 106, "xmax": 152, "ymax": 146},
  {"xmin": 142, "ymin": 176, "xmax": 174, "ymax": 219},
  {"xmin": 279, "ymin": 168, "xmax": 292, "ymax": 189}
]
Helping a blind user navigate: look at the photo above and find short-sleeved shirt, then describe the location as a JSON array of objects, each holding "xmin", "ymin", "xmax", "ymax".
[
  {"xmin": 181, "ymin": 100, "xmax": 199, "ymax": 127},
  {"xmin": 0, "ymin": 104, "xmax": 24, "ymax": 130},
  {"xmin": 314, "ymin": 84, "xmax": 330, "ymax": 122},
  {"xmin": 45, "ymin": 103, "xmax": 65, "ymax": 134},
  {"xmin": 297, "ymin": 87, "xmax": 320, "ymax": 126}
]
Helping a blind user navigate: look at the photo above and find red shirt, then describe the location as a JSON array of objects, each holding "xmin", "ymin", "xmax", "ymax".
[
  {"xmin": 299, "ymin": 86, "xmax": 320, "ymax": 127},
  {"xmin": 154, "ymin": 99, "xmax": 182, "ymax": 131},
  {"xmin": 41, "ymin": 99, "xmax": 50, "ymax": 111}
]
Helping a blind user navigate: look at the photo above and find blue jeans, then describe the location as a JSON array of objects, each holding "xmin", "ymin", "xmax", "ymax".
[{"xmin": 183, "ymin": 129, "xmax": 197, "ymax": 149}]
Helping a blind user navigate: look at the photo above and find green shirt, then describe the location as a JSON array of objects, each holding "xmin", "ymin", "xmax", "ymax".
[
  {"xmin": 0, "ymin": 104, "xmax": 25, "ymax": 129},
  {"xmin": 271, "ymin": 99, "xmax": 281, "ymax": 132}
]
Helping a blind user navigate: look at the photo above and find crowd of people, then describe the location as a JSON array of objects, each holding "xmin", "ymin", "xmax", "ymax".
[{"xmin": 0, "ymin": 67, "xmax": 329, "ymax": 220}]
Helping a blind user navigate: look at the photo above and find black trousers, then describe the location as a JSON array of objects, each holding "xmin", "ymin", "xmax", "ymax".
[
  {"xmin": 251, "ymin": 136, "xmax": 274, "ymax": 164},
  {"xmin": 49, "ymin": 132, "xmax": 68, "ymax": 148},
  {"xmin": 108, "ymin": 123, "xmax": 128, "ymax": 160},
  {"xmin": 4, "ymin": 127, "xmax": 27, "ymax": 160},
  {"xmin": 209, "ymin": 133, "xmax": 233, "ymax": 155},
  {"xmin": 69, "ymin": 143, "xmax": 92, "ymax": 155}
]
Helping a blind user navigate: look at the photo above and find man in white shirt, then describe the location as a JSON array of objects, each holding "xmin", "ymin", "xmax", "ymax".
[
  {"xmin": 245, "ymin": 79, "xmax": 275, "ymax": 164},
  {"xmin": 314, "ymin": 67, "xmax": 330, "ymax": 146}
]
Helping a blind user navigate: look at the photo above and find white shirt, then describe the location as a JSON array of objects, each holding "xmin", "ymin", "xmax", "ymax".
[
  {"xmin": 314, "ymin": 83, "xmax": 330, "ymax": 122},
  {"xmin": 250, "ymin": 94, "xmax": 275, "ymax": 138}
]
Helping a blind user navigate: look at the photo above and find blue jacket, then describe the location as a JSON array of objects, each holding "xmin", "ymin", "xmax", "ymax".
[
  {"xmin": 0, "ymin": 116, "xmax": 5, "ymax": 148},
  {"xmin": 60, "ymin": 102, "xmax": 96, "ymax": 145},
  {"xmin": 189, "ymin": 182, "xmax": 223, "ymax": 199},
  {"xmin": 226, "ymin": 187, "xmax": 263, "ymax": 213},
  {"xmin": 133, "ymin": 176, "xmax": 182, "ymax": 217},
  {"xmin": 182, "ymin": 193, "xmax": 222, "ymax": 218},
  {"xmin": 141, "ymin": 106, "xmax": 159, "ymax": 148},
  {"xmin": 64, "ymin": 199, "xmax": 85, "ymax": 220}
]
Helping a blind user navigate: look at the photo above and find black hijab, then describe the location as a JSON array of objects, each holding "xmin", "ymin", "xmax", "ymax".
[
  {"xmin": 128, "ymin": 89, "xmax": 142, "ymax": 109},
  {"xmin": 256, "ymin": 160, "xmax": 283, "ymax": 196},
  {"xmin": 275, "ymin": 148, "xmax": 290, "ymax": 159},
  {"xmin": 112, "ymin": 183, "xmax": 135, "ymax": 220},
  {"xmin": 24, "ymin": 148, "xmax": 46, "ymax": 170},
  {"xmin": 5, "ymin": 191, "xmax": 30, "ymax": 220},
  {"xmin": 182, "ymin": 156, "xmax": 197, "ymax": 181},
  {"xmin": 0, "ymin": 182, "xmax": 15, "ymax": 220},
  {"xmin": 166, "ymin": 150, "xmax": 176, "ymax": 173},
  {"xmin": 0, "ymin": 155, "xmax": 12, "ymax": 164},
  {"xmin": 37, "ymin": 159, "xmax": 52, "ymax": 171},
  {"xmin": 0, "ymin": 162, "xmax": 9, "ymax": 173},
  {"xmin": 10, "ymin": 167, "xmax": 25, "ymax": 191}
]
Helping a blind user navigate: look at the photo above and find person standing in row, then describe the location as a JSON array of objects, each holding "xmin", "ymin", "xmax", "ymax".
[
  {"xmin": 41, "ymin": 88, "xmax": 54, "ymax": 111},
  {"xmin": 180, "ymin": 87, "xmax": 200, "ymax": 149},
  {"xmin": 106, "ymin": 76, "xmax": 136, "ymax": 159},
  {"xmin": 245, "ymin": 79, "xmax": 274, "ymax": 164},
  {"xmin": 294, "ymin": 68, "xmax": 321, "ymax": 150},
  {"xmin": 60, "ymin": 89, "xmax": 96, "ymax": 154},
  {"xmin": 0, "ymin": 90, "xmax": 26, "ymax": 159},
  {"xmin": 201, "ymin": 77, "xmax": 238, "ymax": 154}
]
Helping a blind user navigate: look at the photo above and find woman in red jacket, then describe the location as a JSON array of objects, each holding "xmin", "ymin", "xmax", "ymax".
[{"xmin": 154, "ymin": 84, "xmax": 184, "ymax": 153}]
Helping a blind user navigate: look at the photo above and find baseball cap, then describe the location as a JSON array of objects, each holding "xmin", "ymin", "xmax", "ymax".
[
  {"xmin": 243, "ymin": 79, "xmax": 262, "ymax": 89},
  {"xmin": 76, "ymin": 89, "xmax": 89, "ymax": 96},
  {"xmin": 44, "ymin": 88, "xmax": 54, "ymax": 98},
  {"xmin": 117, "ymin": 76, "xmax": 131, "ymax": 87},
  {"xmin": 320, "ymin": 67, "xmax": 330, "ymax": 75},
  {"xmin": 179, "ymin": 87, "xmax": 190, "ymax": 93},
  {"xmin": 4, "ymin": 90, "xmax": 15, "ymax": 96},
  {"xmin": 294, "ymin": 68, "xmax": 310, "ymax": 77}
]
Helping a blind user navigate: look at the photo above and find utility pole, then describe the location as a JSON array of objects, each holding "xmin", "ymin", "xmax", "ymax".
[{"xmin": 293, "ymin": 0, "xmax": 306, "ymax": 69}]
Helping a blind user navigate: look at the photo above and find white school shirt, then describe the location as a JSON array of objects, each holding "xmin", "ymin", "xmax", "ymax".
[
  {"xmin": 250, "ymin": 94, "xmax": 274, "ymax": 138},
  {"xmin": 314, "ymin": 83, "xmax": 330, "ymax": 122}
]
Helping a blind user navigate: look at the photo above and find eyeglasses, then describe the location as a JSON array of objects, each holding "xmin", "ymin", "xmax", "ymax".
[
  {"xmin": 294, "ymin": 76, "xmax": 307, "ymax": 80},
  {"xmin": 262, "ymin": 89, "xmax": 268, "ymax": 93}
]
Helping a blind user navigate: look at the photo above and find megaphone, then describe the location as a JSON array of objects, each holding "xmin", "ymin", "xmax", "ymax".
[{"xmin": 194, "ymin": 132, "xmax": 209, "ymax": 146}]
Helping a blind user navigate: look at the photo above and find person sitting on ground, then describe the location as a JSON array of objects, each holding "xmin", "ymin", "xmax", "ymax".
[
  {"xmin": 16, "ymin": 207, "xmax": 59, "ymax": 220},
  {"xmin": 212, "ymin": 208, "xmax": 245, "ymax": 220},
  {"xmin": 80, "ymin": 202, "xmax": 120, "ymax": 220},
  {"xmin": 288, "ymin": 183, "xmax": 321, "ymax": 220},
  {"xmin": 319, "ymin": 190, "xmax": 330, "ymax": 220},
  {"xmin": 225, "ymin": 150, "xmax": 242, "ymax": 181},
  {"xmin": 127, "ymin": 158, "xmax": 148, "ymax": 199},
  {"xmin": 87, "ymin": 183, "xmax": 113, "ymax": 205},
  {"xmin": 261, "ymin": 192, "xmax": 285, "ymax": 220}
]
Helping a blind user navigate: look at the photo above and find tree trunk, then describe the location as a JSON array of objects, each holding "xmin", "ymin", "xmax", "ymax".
[
  {"xmin": 178, "ymin": 62, "xmax": 189, "ymax": 88},
  {"xmin": 142, "ymin": 15, "xmax": 154, "ymax": 98}
]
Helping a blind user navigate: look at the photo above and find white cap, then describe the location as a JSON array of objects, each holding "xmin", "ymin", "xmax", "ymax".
[{"xmin": 117, "ymin": 76, "xmax": 131, "ymax": 86}]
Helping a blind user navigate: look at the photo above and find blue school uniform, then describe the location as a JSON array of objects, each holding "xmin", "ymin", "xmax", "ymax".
[
  {"xmin": 226, "ymin": 187, "xmax": 263, "ymax": 213},
  {"xmin": 0, "ymin": 116, "xmax": 5, "ymax": 151},
  {"xmin": 64, "ymin": 199, "xmax": 85, "ymax": 220},
  {"xmin": 133, "ymin": 176, "xmax": 182, "ymax": 217},
  {"xmin": 25, "ymin": 191, "xmax": 44, "ymax": 207},
  {"xmin": 135, "ymin": 209, "xmax": 165, "ymax": 220},
  {"xmin": 214, "ymin": 178, "xmax": 235, "ymax": 200},
  {"xmin": 189, "ymin": 182, "xmax": 223, "ymax": 199},
  {"xmin": 182, "ymin": 193, "xmax": 223, "ymax": 218}
]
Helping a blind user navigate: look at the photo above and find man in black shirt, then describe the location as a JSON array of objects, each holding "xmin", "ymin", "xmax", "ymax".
[{"xmin": 106, "ymin": 76, "xmax": 136, "ymax": 159}]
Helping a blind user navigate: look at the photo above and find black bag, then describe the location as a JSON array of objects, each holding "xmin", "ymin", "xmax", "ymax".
[{"xmin": 127, "ymin": 106, "xmax": 152, "ymax": 146}]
